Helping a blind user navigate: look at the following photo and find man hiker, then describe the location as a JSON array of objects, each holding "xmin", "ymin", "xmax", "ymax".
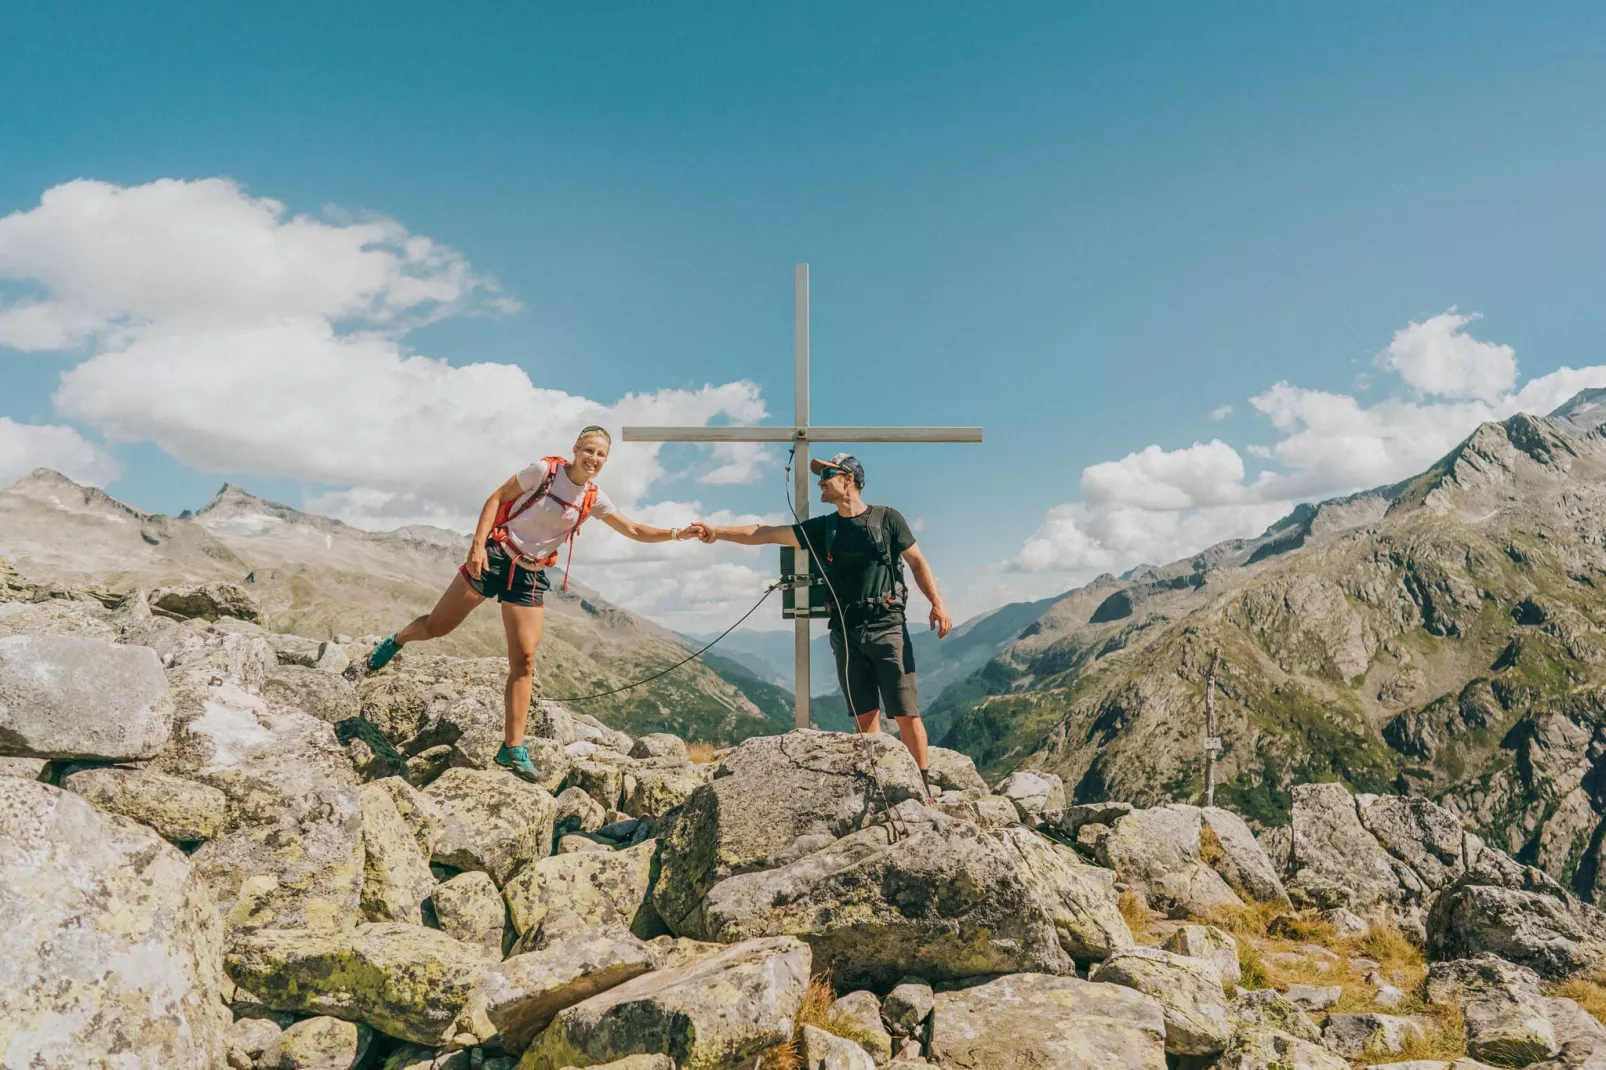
[{"xmin": 699, "ymin": 452, "xmax": 953, "ymax": 800}]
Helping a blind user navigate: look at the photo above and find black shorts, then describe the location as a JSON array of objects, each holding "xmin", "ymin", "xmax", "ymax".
[
  {"xmin": 461, "ymin": 540, "xmax": 551, "ymax": 607},
  {"xmin": 829, "ymin": 613, "xmax": 920, "ymax": 720}
]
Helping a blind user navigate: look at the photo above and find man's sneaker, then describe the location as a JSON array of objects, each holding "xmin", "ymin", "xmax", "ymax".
[
  {"xmin": 367, "ymin": 635, "xmax": 403, "ymax": 672},
  {"xmin": 919, "ymin": 768, "xmax": 936, "ymax": 806},
  {"xmin": 495, "ymin": 743, "xmax": 543, "ymax": 783}
]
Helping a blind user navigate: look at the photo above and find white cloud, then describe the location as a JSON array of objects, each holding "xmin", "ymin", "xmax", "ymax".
[
  {"xmin": 0, "ymin": 417, "xmax": 119, "ymax": 488},
  {"xmin": 0, "ymin": 177, "xmax": 781, "ymax": 627},
  {"xmin": 1379, "ymin": 310, "xmax": 1516, "ymax": 402},
  {"xmin": 0, "ymin": 178, "xmax": 506, "ymax": 351},
  {"xmin": 1210, "ymin": 405, "xmax": 1233, "ymax": 420},
  {"xmin": 1009, "ymin": 309, "xmax": 1606, "ymax": 578}
]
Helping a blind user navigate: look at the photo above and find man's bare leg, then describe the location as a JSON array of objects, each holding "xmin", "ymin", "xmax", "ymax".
[
  {"xmin": 500, "ymin": 601, "xmax": 545, "ymax": 746},
  {"xmin": 894, "ymin": 715, "xmax": 929, "ymax": 771},
  {"xmin": 854, "ymin": 709, "xmax": 881, "ymax": 734}
]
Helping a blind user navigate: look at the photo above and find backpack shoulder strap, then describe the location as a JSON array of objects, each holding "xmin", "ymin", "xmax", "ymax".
[
  {"xmin": 576, "ymin": 483, "xmax": 599, "ymax": 526},
  {"xmin": 501, "ymin": 461, "xmax": 562, "ymax": 526}
]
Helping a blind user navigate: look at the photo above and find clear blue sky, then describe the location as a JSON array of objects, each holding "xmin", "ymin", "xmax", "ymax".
[{"xmin": 4, "ymin": 2, "xmax": 1606, "ymax": 623}]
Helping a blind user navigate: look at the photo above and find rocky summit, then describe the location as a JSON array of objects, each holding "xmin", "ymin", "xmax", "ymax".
[{"xmin": 10, "ymin": 561, "xmax": 1606, "ymax": 1068}]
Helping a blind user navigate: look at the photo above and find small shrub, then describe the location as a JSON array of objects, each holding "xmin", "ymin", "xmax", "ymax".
[{"xmin": 687, "ymin": 741, "xmax": 716, "ymax": 764}]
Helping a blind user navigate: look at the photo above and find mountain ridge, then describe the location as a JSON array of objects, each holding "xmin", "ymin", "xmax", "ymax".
[
  {"xmin": 931, "ymin": 392, "xmax": 1606, "ymax": 902},
  {"xmin": 0, "ymin": 470, "xmax": 791, "ymax": 743}
]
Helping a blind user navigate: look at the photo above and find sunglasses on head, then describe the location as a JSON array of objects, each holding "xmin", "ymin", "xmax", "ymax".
[{"xmin": 817, "ymin": 467, "xmax": 847, "ymax": 481}]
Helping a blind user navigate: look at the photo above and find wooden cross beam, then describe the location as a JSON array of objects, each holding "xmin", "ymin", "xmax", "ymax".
[{"xmin": 623, "ymin": 264, "xmax": 983, "ymax": 729}]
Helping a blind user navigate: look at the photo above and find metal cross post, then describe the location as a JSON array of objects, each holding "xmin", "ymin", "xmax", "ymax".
[{"xmin": 622, "ymin": 264, "xmax": 983, "ymax": 729}]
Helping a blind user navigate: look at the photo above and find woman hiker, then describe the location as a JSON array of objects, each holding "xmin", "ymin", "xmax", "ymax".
[{"xmin": 365, "ymin": 425, "xmax": 707, "ymax": 782}]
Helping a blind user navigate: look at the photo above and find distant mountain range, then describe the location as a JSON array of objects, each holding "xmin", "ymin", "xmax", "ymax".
[{"xmin": 922, "ymin": 389, "xmax": 1606, "ymax": 903}]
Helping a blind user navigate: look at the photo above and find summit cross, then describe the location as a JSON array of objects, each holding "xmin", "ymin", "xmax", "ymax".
[{"xmin": 622, "ymin": 263, "xmax": 983, "ymax": 728}]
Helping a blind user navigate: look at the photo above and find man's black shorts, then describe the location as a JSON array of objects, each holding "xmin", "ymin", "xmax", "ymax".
[
  {"xmin": 829, "ymin": 613, "xmax": 920, "ymax": 720},
  {"xmin": 460, "ymin": 540, "xmax": 551, "ymax": 607}
]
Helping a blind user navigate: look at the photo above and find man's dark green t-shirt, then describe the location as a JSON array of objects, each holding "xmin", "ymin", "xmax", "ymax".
[{"xmin": 792, "ymin": 506, "xmax": 917, "ymax": 617}]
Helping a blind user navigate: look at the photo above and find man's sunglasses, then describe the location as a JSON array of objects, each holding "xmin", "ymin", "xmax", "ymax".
[{"xmin": 817, "ymin": 467, "xmax": 847, "ymax": 482}]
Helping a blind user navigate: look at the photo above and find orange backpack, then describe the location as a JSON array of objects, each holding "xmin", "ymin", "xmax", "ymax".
[{"xmin": 488, "ymin": 456, "xmax": 600, "ymax": 592}]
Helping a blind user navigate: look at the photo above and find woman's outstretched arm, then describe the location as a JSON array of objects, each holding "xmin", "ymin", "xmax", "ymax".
[{"xmin": 600, "ymin": 513, "xmax": 708, "ymax": 544}]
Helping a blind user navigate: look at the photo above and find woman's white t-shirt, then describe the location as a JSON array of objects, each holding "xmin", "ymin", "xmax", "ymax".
[{"xmin": 503, "ymin": 460, "xmax": 616, "ymax": 561}]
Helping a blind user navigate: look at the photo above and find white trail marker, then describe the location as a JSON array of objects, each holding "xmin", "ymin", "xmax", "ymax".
[{"xmin": 624, "ymin": 264, "xmax": 983, "ymax": 728}]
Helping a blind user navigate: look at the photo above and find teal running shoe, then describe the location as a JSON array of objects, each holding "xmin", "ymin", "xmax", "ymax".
[
  {"xmin": 495, "ymin": 743, "xmax": 543, "ymax": 783},
  {"xmin": 367, "ymin": 635, "xmax": 403, "ymax": 671}
]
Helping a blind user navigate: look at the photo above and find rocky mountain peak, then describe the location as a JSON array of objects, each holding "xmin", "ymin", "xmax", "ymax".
[
  {"xmin": 1550, "ymin": 386, "xmax": 1606, "ymax": 433},
  {"xmin": 7, "ymin": 468, "xmax": 151, "ymax": 522}
]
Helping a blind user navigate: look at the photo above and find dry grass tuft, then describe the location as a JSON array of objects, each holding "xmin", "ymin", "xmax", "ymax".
[
  {"xmin": 1549, "ymin": 975, "xmax": 1606, "ymax": 1025},
  {"xmin": 1237, "ymin": 939, "xmax": 1272, "ymax": 990},
  {"xmin": 1353, "ymin": 923, "xmax": 1421, "ymax": 967},
  {"xmin": 1268, "ymin": 913, "xmax": 1340, "ymax": 946},
  {"xmin": 758, "ymin": 975, "xmax": 881, "ymax": 1069},
  {"xmin": 686, "ymin": 741, "xmax": 716, "ymax": 764},
  {"xmin": 1376, "ymin": 1003, "xmax": 1468, "ymax": 1062},
  {"xmin": 1199, "ymin": 822, "xmax": 1229, "ymax": 868},
  {"xmin": 1202, "ymin": 899, "xmax": 1283, "ymax": 939},
  {"xmin": 1118, "ymin": 891, "xmax": 1153, "ymax": 936}
]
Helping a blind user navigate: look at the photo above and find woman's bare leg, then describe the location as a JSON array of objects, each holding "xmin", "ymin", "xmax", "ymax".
[
  {"xmin": 395, "ymin": 573, "xmax": 485, "ymax": 645},
  {"xmin": 500, "ymin": 601, "xmax": 545, "ymax": 746}
]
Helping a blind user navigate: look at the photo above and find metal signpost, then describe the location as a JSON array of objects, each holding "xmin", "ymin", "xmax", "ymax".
[{"xmin": 623, "ymin": 264, "xmax": 982, "ymax": 728}]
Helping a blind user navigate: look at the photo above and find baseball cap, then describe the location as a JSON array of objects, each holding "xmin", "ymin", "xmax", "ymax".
[{"xmin": 810, "ymin": 453, "xmax": 865, "ymax": 486}]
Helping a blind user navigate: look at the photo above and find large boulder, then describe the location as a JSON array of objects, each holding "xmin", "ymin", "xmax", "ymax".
[
  {"xmin": 457, "ymin": 928, "xmax": 658, "ymax": 1053},
  {"xmin": 0, "ymin": 633, "xmax": 174, "ymax": 759},
  {"xmin": 994, "ymin": 824, "xmax": 1134, "ymax": 961},
  {"xmin": 1216, "ymin": 1028, "xmax": 1348, "ymax": 1070},
  {"xmin": 800, "ymin": 1024, "xmax": 877, "ymax": 1070},
  {"xmin": 1092, "ymin": 947, "xmax": 1234, "ymax": 1055},
  {"xmin": 652, "ymin": 730, "xmax": 929, "ymax": 936},
  {"xmin": 1201, "ymin": 806, "xmax": 1291, "ymax": 905},
  {"xmin": 0, "ymin": 779, "xmax": 227, "ymax": 1068},
  {"xmin": 628, "ymin": 733, "xmax": 689, "ymax": 763},
  {"xmin": 503, "ymin": 838, "xmax": 661, "ymax": 945},
  {"xmin": 520, "ymin": 936, "xmax": 811, "ymax": 1070},
  {"xmin": 927, "ymin": 972, "xmax": 1168, "ymax": 1070},
  {"xmin": 621, "ymin": 768, "xmax": 703, "ymax": 820},
  {"xmin": 366, "ymin": 776, "xmax": 446, "ymax": 857},
  {"xmin": 1164, "ymin": 924, "xmax": 1242, "ymax": 987},
  {"xmin": 699, "ymin": 803, "xmax": 1084, "ymax": 987},
  {"xmin": 995, "ymin": 769, "xmax": 1066, "ymax": 824},
  {"xmin": 924, "ymin": 745, "xmax": 989, "ymax": 794},
  {"xmin": 1357, "ymin": 793, "xmax": 1474, "ymax": 892},
  {"xmin": 1427, "ymin": 854, "xmax": 1606, "ymax": 978},
  {"xmin": 60, "ymin": 763, "xmax": 228, "ymax": 844},
  {"xmin": 155, "ymin": 680, "xmax": 364, "ymax": 936},
  {"xmin": 257, "ymin": 1016, "xmax": 373, "ymax": 1070},
  {"xmin": 263, "ymin": 664, "xmax": 360, "ymax": 725},
  {"xmin": 1096, "ymin": 805, "xmax": 1243, "ymax": 916},
  {"xmin": 150, "ymin": 581, "xmax": 262, "ymax": 623},
  {"xmin": 226, "ymin": 922, "xmax": 490, "ymax": 1046},
  {"xmin": 424, "ymin": 767, "xmax": 558, "ymax": 887},
  {"xmin": 359, "ymin": 780, "xmax": 437, "ymax": 924},
  {"xmin": 1426, "ymin": 955, "xmax": 1558, "ymax": 1066},
  {"xmin": 433, "ymin": 871, "xmax": 509, "ymax": 956},
  {"xmin": 1287, "ymin": 782, "xmax": 1412, "ymax": 915}
]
